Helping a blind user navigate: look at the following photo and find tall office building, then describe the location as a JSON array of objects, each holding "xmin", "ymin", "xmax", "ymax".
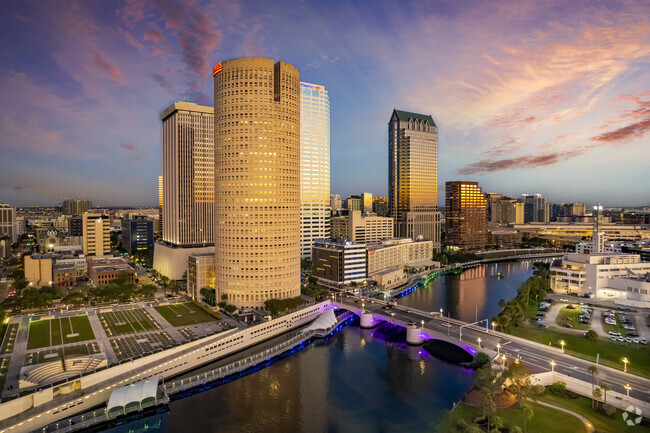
[
  {"xmin": 0, "ymin": 204, "xmax": 17, "ymax": 243},
  {"xmin": 330, "ymin": 194, "xmax": 343, "ymax": 216},
  {"xmin": 122, "ymin": 217, "xmax": 154, "ymax": 254},
  {"xmin": 213, "ymin": 57, "xmax": 301, "ymax": 309},
  {"xmin": 388, "ymin": 109, "xmax": 441, "ymax": 251},
  {"xmin": 158, "ymin": 175, "xmax": 163, "ymax": 236},
  {"xmin": 346, "ymin": 196, "xmax": 361, "ymax": 212},
  {"xmin": 61, "ymin": 199, "xmax": 91, "ymax": 216},
  {"xmin": 82, "ymin": 212, "xmax": 110, "ymax": 256},
  {"xmin": 361, "ymin": 192, "xmax": 373, "ymax": 214},
  {"xmin": 153, "ymin": 102, "xmax": 215, "ymax": 280},
  {"xmin": 521, "ymin": 194, "xmax": 549, "ymax": 223},
  {"xmin": 445, "ymin": 181, "xmax": 488, "ymax": 249},
  {"xmin": 299, "ymin": 82, "xmax": 330, "ymax": 259},
  {"xmin": 372, "ymin": 196, "xmax": 389, "ymax": 217}
]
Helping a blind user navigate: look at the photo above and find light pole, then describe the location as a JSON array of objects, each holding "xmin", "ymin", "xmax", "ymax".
[
  {"xmin": 501, "ymin": 354, "xmax": 506, "ymax": 367},
  {"xmin": 625, "ymin": 384, "xmax": 631, "ymax": 397},
  {"xmin": 492, "ymin": 321, "xmax": 496, "ymax": 332},
  {"xmin": 623, "ymin": 357, "xmax": 629, "ymax": 373},
  {"xmin": 477, "ymin": 337, "xmax": 481, "ymax": 348},
  {"xmin": 496, "ymin": 343, "xmax": 501, "ymax": 355},
  {"xmin": 560, "ymin": 340, "xmax": 565, "ymax": 354},
  {"xmin": 550, "ymin": 360, "xmax": 555, "ymax": 372}
]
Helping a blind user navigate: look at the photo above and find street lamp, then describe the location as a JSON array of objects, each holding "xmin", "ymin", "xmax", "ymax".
[
  {"xmin": 622, "ymin": 357, "xmax": 629, "ymax": 373},
  {"xmin": 477, "ymin": 337, "xmax": 481, "ymax": 348},
  {"xmin": 560, "ymin": 340, "xmax": 566, "ymax": 353},
  {"xmin": 501, "ymin": 354, "xmax": 506, "ymax": 366},
  {"xmin": 491, "ymin": 321, "xmax": 496, "ymax": 332},
  {"xmin": 550, "ymin": 360, "xmax": 556, "ymax": 372},
  {"xmin": 421, "ymin": 320, "xmax": 425, "ymax": 327},
  {"xmin": 440, "ymin": 308, "xmax": 443, "ymax": 316},
  {"xmin": 496, "ymin": 343, "xmax": 501, "ymax": 354},
  {"xmin": 624, "ymin": 384, "xmax": 631, "ymax": 397}
]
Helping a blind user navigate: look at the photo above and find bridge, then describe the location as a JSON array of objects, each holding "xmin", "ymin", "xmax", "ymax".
[{"xmin": 333, "ymin": 295, "xmax": 650, "ymax": 404}]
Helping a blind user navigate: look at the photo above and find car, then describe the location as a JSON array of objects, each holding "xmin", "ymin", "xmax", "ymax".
[
  {"xmin": 626, "ymin": 337, "xmax": 632, "ymax": 343},
  {"xmin": 562, "ymin": 324, "xmax": 573, "ymax": 328},
  {"xmin": 641, "ymin": 339, "xmax": 647, "ymax": 344},
  {"xmin": 633, "ymin": 338, "xmax": 640, "ymax": 344},
  {"xmin": 611, "ymin": 336, "xmax": 617, "ymax": 341},
  {"xmin": 617, "ymin": 336, "xmax": 625, "ymax": 341},
  {"xmin": 538, "ymin": 324, "xmax": 548, "ymax": 328}
]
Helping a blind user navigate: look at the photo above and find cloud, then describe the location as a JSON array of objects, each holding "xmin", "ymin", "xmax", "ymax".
[
  {"xmin": 119, "ymin": 142, "xmax": 145, "ymax": 162},
  {"xmin": 92, "ymin": 52, "xmax": 126, "ymax": 85},
  {"xmin": 458, "ymin": 149, "xmax": 585, "ymax": 175},
  {"xmin": 144, "ymin": 27, "xmax": 164, "ymax": 43},
  {"xmin": 591, "ymin": 92, "xmax": 650, "ymax": 144},
  {"xmin": 591, "ymin": 118, "xmax": 650, "ymax": 143}
]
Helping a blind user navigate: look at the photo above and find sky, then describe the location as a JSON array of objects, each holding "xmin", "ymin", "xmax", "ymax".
[{"xmin": 0, "ymin": 0, "xmax": 648, "ymax": 208}]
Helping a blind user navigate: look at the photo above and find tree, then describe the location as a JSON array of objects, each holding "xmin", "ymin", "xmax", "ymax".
[
  {"xmin": 308, "ymin": 276, "xmax": 318, "ymax": 285},
  {"xmin": 498, "ymin": 299, "xmax": 506, "ymax": 311},
  {"xmin": 587, "ymin": 365, "xmax": 599, "ymax": 408},
  {"xmin": 137, "ymin": 284, "xmax": 157, "ymax": 300},
  {"xmin": 600, "ymin": 382, "xmax": 611, "ymax": 406},
  {"xmin": 521, "ymin": 404, "xmax": 534, "ymax": 433},
  {"xmin": 168, "ymin": 280, "xmax": 181, "ymax": 295},
  {"xmin": 62, "ymin": 291, "xmax": 86, "ymax": 307},
  {"xmin": 585, "ymin": 330, "xmax": 598, "ymax": 341},
  {"xmin": 507, "ymin": 361, "xmax": 532, "ymax": 406},
  {"xmin": 548, "ymin": 381, "xmax": 566, "ymax": 397},
  {"xmin": 593, "ymin": 387, "xmax": 602, "ymax": 409}
]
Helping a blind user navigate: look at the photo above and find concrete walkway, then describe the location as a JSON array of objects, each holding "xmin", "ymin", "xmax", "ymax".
[
  {"xmin": 145, "ymin": 306, "xmax": 186, "ymax": 342},
  {"xmin": 590, "ymin": 309, "xmax": 608, "ymax": 338},
  {"xmin": 86, "ymin": 311, "xmax": 118, "ymax": 364},
  {"xmin": 2, "ymin": 316, "xmax": 29, "ymax": 398},
  {"xmin": 531, "ymin": 399, "xmax": 595, "ymax": 433}
]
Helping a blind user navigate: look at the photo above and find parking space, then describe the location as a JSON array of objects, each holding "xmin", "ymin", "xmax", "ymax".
[{"xmin": 110, "ymin": 331, "xmax": 176, "ymax": 361}]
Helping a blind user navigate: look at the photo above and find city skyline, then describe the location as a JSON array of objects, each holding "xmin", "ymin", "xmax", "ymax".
[{"xmin": 1, "ymin": 0, "xmax": 649, "ymax": 207}]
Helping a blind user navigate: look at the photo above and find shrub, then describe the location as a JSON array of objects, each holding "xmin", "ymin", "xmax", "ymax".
[
  {"xmin": 470, "ymin": 352, "xmax": 491, "ymax": 369},
  {"xmin": 548, "ymin": 381, "xmax": 567, "ymax": 397},
  {"xmin": 585, "ymin": 330, "xmax": 598, "ymax": 341},
  {"xmin": 600, "ymin": 403, "xmax": 616, "ymax": 418}
]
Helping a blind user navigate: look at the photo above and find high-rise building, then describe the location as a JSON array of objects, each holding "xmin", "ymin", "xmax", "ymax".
[
  {"xmin": 484, "ymin": 193, "xmax": 504, "ymax": 222},
  {"xmin": 492, "ymin": 198, "xmax": 524, "ymax": 224},
  {"xmin": 61, "ymin": 199, "xmax": 92, "ymax": 216},
  {"xmin": 158, "ymin": 175, "xmax": 163, "ymax": 236},
  {"xmin": 82, "ymin": 212, "xmax": 110, "ymax": 256},
  {"xmin": 153, "ymin": 102, "xmax": 215, "ymax": 280},
  {"xmin": 0, "ymin": 204, "xmax": 17, "ymax": 243},
  {"xmin": 592, "ymin": 204, "xmax": 605, "ymax": 253},
  {"xmin": 122, "ymin": 217, "xmax": 154, "ymax": 254},
  {"xmin": 300, "ymin": 82, "xmax": 330, "ymax": 259},
  {"xmin": 445, "ymin": 181, "xmax": 488, "ymax": 249},
  {"xmin": 346, "ymin": 196, "xmax": 361, "ymax": 212},
  {"xmin": 330, "ymin": 194, "xmax": 343, "ymax": 216},
  {"xmin": 213, "ymin": 57, "xmax": 301, "ymax": 310},
  {"xmin": 372, "ymin": 196, "xmax": 389, "ymax": 217},
  {"xmin": 521, "ymin": 194, "xmax": 549, "ymax": 223},
  {"xmin": 361, "ymin": 192, "xmax": 373, "ymax": 214},
  {"xmin": 68, "ymin": 215, "xmax": 83, "ymax": 237},
  {"xmin": 388, "ymin": 109, "xmax": 441, "ymax": 251}
]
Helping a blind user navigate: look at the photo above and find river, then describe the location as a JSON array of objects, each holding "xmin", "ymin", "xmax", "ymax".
[{"xmin": 100, "ymin": 260, "xmax": 541, "ymax": 433}]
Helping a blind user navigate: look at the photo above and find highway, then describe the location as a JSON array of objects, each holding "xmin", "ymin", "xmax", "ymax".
[{"xmin": 335, "ymin": 295, "xmax": 650, "ymax": 403}]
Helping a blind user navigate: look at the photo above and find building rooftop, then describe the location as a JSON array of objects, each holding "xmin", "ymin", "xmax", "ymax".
[
  {"xmin": 160, "ymin": 102, "xmax": 213, "ymax": 121},
  {"xmin": 392, "ymin": 109, "xmax": 436, "ymax": 127}
]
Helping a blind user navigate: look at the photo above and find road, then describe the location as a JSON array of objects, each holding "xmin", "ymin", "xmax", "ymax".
[{"xmin": 336, "ymin": 295, "xmax": 650, "ymax": 403}]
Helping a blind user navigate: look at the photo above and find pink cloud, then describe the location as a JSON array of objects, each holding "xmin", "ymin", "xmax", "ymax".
[
  {"xmin": 92, "ymin": 52, "xmax": 126, "ymax": 85},
  {"xmin": 458, "ymin": 149, "xmax": 586, "ymax": 175},
  {"xmin": 119, "ymin": 142, "xmax": 145, "ymax": 162}
]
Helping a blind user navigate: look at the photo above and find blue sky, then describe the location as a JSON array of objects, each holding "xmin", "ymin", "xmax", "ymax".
[{"xmin": 0, "ymin": 0, "xmax": 648, "ymax": 207}]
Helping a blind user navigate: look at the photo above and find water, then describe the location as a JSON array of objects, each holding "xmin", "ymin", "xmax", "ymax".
[{"xmin": 98, "ymin": 261, "xmax": 538, "ymax": 433}]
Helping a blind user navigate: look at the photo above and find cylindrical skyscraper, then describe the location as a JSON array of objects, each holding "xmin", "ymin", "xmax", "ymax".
[{"xmin": 213, "ymin": 57, "xmax": 301, "ymax": 309}]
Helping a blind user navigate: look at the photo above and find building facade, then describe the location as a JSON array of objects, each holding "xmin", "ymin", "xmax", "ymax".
[
  {"xmin": 372, "ymin": 196, "xmax": 388, "ymax": 217},
  {"xmin": 0, "ymin": 204, "xmax": 17, "ymax": 243},
  {"xmin": 331, "ymin": 211, "xmax": 393, "ymax": 244},
  {"xmin": 158, "ymin": 175, "xmax": 163, "ymax": 237},
  {"xmin": 82, "ymin": 213, "xmax": 110, "ymax": 256},
  {"xmin": 388, "ymin": 109, "xmax": 441, "ymax": 252},
  {"xmin": 60, "ymin": 200, "xmax": 91, "ymax": 216},
  {"xmin": 187, "ymin": 253, "xmax": 215, "ymax": 301},
  {"xmin": 361, "ymin": 193, "xmax": 373, "ymax": 214},
  {"xmin": 25, "ymin": 254, "xmax": 53, "ymax": 288},
  {"xmin": 87, "ymin": 257, "xmax": 136, "ymax": 286},
  {"xmin": 299, "ymin": 82, "xmax": 330, "ymax": 259},
  {"xmin": 330, "ymin": 194, "xmax": 343, "ymax": 216},
  {"xmin": 213, "ymin": 57, "xmax": 301, "ymax": 309},
  {"xmin": 521, "ymin": 194, "xmax": 549, "ymax": 223},
  {"xmin": 121, "ymin": 218, "xmax": 154, "ymax": 254},
  {"xmin": 366, "ymin": 238, "xmax": 434, "ymax": 275},
  {"xmin": 445, "ymin": 181, "xmax": 488, "ymax": 250},
  {"xmin": 492, "ymin": 198, "xmax": 524, "ymax": 224},
  {"xmin": 312, "ymin": 239, "xmax": 367, "ymax": 287}
]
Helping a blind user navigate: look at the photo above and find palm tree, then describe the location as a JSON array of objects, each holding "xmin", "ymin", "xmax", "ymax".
[
  {"xmin": 587, "ymin": 365, "xmax": 598, "ymax": 408},
  {"xmin": 593, "ymin": 387, "xmax": 602, "ymax": 409},
  {"xmin": 521, "ymin": 404, "xmax": 534, "ymax": 433},
  {"xmin": 600, "ymin": 382, "xmax": 611, "ymax": 406}
]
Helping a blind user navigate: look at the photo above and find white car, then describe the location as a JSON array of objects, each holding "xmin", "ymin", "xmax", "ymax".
[{"xmin": 633, "ymin": 338, "xmax": 640, "ymax": 344}]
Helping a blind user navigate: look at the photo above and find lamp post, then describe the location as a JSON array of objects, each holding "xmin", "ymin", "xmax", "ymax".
[
  {"xmin": 496, "ymin": 343, "xmax": 501, "ymax": 355},
  {"xmin": 492, "ymin": 321, "xmax": 496, "ymax": 332},
  {"xmin": 477, "ymin": 337, "xmax": 482, "ymax": 348},
  {"xmin": 625, "ymin": 384, "xmax": 631, "ymax": 397},
  {"xmin": 623, "ymin": 357, "xmax": 629, "ymax": 373},
  {"xmin": 560, "ymin": 340, "xmax": 566, "ymax": 354},
  {"xmin": 501, "ymin": 355, "xmax": 506, "ymax": 366},
  {"xmin": 550, "ymin": 360, "xmax": 555, "ymax": 373}
]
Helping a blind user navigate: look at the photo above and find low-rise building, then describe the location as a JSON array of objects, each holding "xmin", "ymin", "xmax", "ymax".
[
  {"xmin": 312, "ymin": 239, "xmax": 366, "ymax": 287},
  {"xmin": 371, "ymin": 267, "xmax": 406, "ymax": 290},
  {"xmin": 87, "ymin": 257, "xmax": 136, "ymax": 286},
  {"xmin": 600, "ymin": 273, "xmax": 650, "ymax": 305},
  {"xmin": 365, "ymin": 238, "xmax": 434, "ymax": 275},
  {"xmin": 52, "ymin": 263, "xmax": 76, "ymax": 287},
  {"xmin": 187, "ymin": 253, "xmax": 215, "ymax": 300},
  {"xmin": 25, "ymin": 254, "xmax": 53, "ymax": 288}
]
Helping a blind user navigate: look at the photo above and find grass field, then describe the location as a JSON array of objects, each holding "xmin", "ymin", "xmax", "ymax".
[
  {"xmin": 443, "ymin": 401, "xmax": 587, "ymax": 433},
  {"xmin": 26, "ymin": 316, "xmax": 95, "ymax": 350},
  {"xmin": 154, "ymin": 302, "xmax": 219, "ymax": 327},
  {"xmin": 556, "ymin": 306, "xmax": 590, "ymax": 331},
  {"xmin": 510, "ymin": 325, "xmax": 650, "ymax": 378},
  {"xmin": 538, "ymin": 392, "xmax": 650, "ymax": 433},
  {"xmin": 98, "ymin": 308, "xmax": 162, "ymax": 336}
]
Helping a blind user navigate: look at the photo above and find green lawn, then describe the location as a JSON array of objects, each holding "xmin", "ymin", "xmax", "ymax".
[
  {"xmin": 556, "ymin": 306, "xmax": 590, "ymax": 331},
  {"xmin": 154, "ymin": 302, "xmax": 219, "ymax": 327},
  {"xmin": 538, "ymin": 392, "xmax": 650, "ymax": 433},
  {"xmin": 27, "ymin": 316, "xmax": 95, "ymax": 349},
  {"xmin": 510, "ymin": 325, "xmax": 650, "ymax": 378},
  {"xmin": 443, "ymin": 401, "xmax": 587, "ymax": 433}
]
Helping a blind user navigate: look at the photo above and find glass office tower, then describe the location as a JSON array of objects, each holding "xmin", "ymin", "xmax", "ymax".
[{"xmin": 300, "ymin": 82, "xmax": 331, "ymax": 259}]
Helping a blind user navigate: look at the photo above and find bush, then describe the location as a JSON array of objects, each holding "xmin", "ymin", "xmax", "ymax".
[
  {"xmin": 224, "ymin": 304, "xmax": 237, "ymax": 313},
  {"xmin": 548, "ymin": 381, "xmax": 567, "ymax": 397},
  {"xmin": 600, "ymin": 403, "xmax": 617, "ymax": 418},
  {"xmin": 470, "ymin": 352, "xmax": 491, "ymax": 369},
  {"xmin": 585, "ymin": 330, "xmax": 598, "ymax": 341}
]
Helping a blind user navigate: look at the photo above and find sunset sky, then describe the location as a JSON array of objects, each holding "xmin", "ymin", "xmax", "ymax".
[{"xmin": 1, "ymin": 0, "xmax": 648, "ymax": 207}]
